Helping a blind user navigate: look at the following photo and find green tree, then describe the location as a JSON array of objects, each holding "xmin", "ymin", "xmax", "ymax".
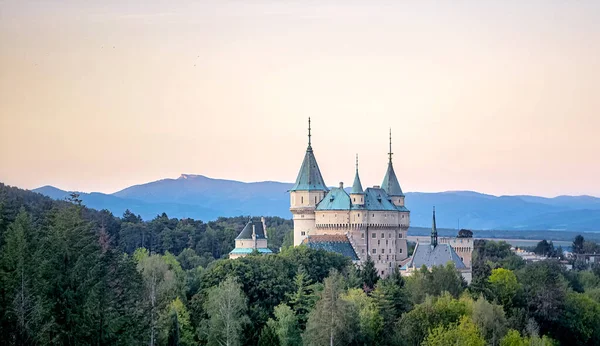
[
  {"xmin": 341, "ymin": 288, "xmax": 383, "ymax": 345},
  {"xmin": 517, "ymin": 261, "xmax": 567, "ymax": 336},
  {"xmin": 204, "ymin": 277, "xmax": 249, "ymax": 346},
  {"xmin": 257, "ymin": 323, "xmax": 280, "ymax": 346},
  {"xmin": 360, "ymin": 256, "xmax": 379, "ymax": 291},
  {"xmin": 423, "ymin": 316, "xmax": 485, "ymax": 346},
  {"xmin": 394, "ymin": 293, "xmax": 471, "ymax": 346},
  {"xmin": 572, "ymin": 235, "xmax": 585, "ymax": 254},
  {"xmin": 268, "ymin": 304, "xmax": 301, "ymax": 346},
  {"xmin": 372, "ymin": 268, "xmax": 409, "ymax": 335},
  {"xmin": 0, "ymin": 209, "xmax": 36, "ymax": 344},
  {"xmin": 471, "ymin": 297, "xmax": 508, "ymax": 346},
  {"xmin": 159, "ymin": 297, "xmax": 195, "ymax": 346},
  {"xmin": 304, "ymin": 270, "xmax": 356, "ymax": 346},
  {"xmin": 557, "ymin": 291, "xmax": 600, "ymax": 345},
  {"xmin": 500, "ymin": 329, "xmax": 558, "ymax": 346},
  {"xmin": 488, "ymin": 268, "xmax": 520, "ymax": 308},
  {"xmin": 136, "ymin": 249, "xmax": 183, "ymax": 345},
  {"xmin": 287, "ymin": 267, "xmax": 317, "ymax": 331}
]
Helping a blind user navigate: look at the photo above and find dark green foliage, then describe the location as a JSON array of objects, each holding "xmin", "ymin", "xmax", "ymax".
[
  {"xmin": 1, "ymin": 183, "xmax": 598, "ymax": 345},
  {"xmin": 359, "ymin": 255, "xmax": 379, "ymax": 292},
  {"xmin": 257, "ymin": 323, "xmax": 280, "ymax": 346}
]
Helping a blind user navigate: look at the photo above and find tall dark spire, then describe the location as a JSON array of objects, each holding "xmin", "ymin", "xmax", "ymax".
[
  {"xmin": 382, "ymin": 128, "xmax": 404, "ymax": 196},
  {"xmin": 307, "ymin": 117, "xmax": 312, "ymax": 151},
  {"xmin": 388, "ymin": 128, "xmax": 393, "ymax": 163},
  {"xmin": 431, "ymin": 206, "xmax": 438, "ymax": 248},
  {"xmin": 351, "ymin": 154, "xmax": 364, "ymax": 194}
]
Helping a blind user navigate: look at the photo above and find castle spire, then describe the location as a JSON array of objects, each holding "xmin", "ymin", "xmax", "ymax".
[
  {"xmin": 382, "ymin": 128, "xmax": 404, "ymax": 196},
  {"xmin": 388, "ymin": 128, "xmax": 393, "ymax": 163},
  {"xmin": 351, "ymin": 154, "xmax": 364, "ymax": 194},
  {"xmin": 290, "ymin": 118, "xmax": 328, "ymax": 192},
  {"xmin": 308, "ymin": 117, "xmax": 312, "ymax": 150},
  {"xmin": 431, "ymin": 206, "xmax": 438, "ymax": 248}
]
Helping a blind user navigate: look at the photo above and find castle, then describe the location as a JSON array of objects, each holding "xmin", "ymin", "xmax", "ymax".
[{"xmin": 289, "ymin": 119, "xmax": 410, "ymax": 276}]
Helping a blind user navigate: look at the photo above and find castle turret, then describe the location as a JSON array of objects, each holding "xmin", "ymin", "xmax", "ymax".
[
  {"xmin": 290, "ymin": 118, "xmax": 328, "ymax": 245},
  {"xmin": 350, "ymin": 154, "xmax": 365, "ymax": 206},
  {"xmin": 382, "ymin": 129, "xmax": 405, "ymax": 207}
]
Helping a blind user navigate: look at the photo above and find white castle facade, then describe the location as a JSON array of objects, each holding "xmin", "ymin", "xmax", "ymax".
[{"xmin": 289, "ymin": 119, "xmax": 410, "ymax": 276}]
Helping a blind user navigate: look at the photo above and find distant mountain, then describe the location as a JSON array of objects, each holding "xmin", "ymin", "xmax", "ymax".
[{"xmin": 32, "ymin": 174, "xmax": 600, "ymax": 231}]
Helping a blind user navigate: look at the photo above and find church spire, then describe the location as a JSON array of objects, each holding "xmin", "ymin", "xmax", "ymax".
[
  {"xmin": 381, "ymin": 129, "xmax": 404, "ymax": 197},
  {"xmin": 431, "ymin": 206, "xmax": 438, "ymax": 248},
  {"xmin": 351, "ymin": 154, "xmax": 364, "ymax": 194},
  {"xmin": 290, "ymin": 118, "xmax": 328, "ymax": 192}
]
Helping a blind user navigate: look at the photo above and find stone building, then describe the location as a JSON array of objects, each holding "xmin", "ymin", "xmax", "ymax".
[
  {"xmin": 402, "ymin": 208, "xmax": 471, "ymax": 283},
  {"xmin": 290, "ymin": 119, "xmax": 410, "ymax": 276},
  {"xmin": 229, "ymin": 217, "xmax": 273, "ymax": 259}
]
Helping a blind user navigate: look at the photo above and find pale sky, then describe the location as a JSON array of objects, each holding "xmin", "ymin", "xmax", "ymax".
[{"xmin": 1, "ymin": 0, "xmax": 599, "ymax": 197}]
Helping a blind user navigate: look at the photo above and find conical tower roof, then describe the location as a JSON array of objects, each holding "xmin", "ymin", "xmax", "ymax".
[
  {"xmin": 351, "ymin": 154, "xmax": 364, "ymax": 194},
  {"xmin": 290, "ymin": 118, "xmax": 328, "ymax": 192},
  {"xmin": 381, "ymin": 129, "xmax": 404, "ymax": 197}
]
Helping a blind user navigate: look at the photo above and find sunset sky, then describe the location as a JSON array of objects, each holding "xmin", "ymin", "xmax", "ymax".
[{"xmin": 1, "ymin": 1, "xmax": 599, "ymax": 197}]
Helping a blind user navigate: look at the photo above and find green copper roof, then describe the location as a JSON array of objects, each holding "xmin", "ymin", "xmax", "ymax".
[
  {"xmin": 316, "ymin": 188, "xmax": 351, "ymax": 210},
  {"xmin": 351, "ymin": 154, "xmax": 364, "ymax": 194},
  {"xmin": 290, "ymin": 118, "xmax": 328, "ymax": 192}
]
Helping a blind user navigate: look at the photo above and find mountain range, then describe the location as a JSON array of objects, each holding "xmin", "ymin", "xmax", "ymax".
[{"xmin": 32, "ymin": 174, "xmax": 600, "ymax": 232}]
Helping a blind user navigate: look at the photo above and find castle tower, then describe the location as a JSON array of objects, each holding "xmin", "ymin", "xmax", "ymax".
[
  {"xmin": 290, "ymin": 118, "xmax": 328, "ymax": 246},
  {"xmin": 350, "ymin": 154, "xmax": 364, "ymax": 206},
  {"xmin": 381, "ymin": 129, "xmax": 406, "ymax": 207}
]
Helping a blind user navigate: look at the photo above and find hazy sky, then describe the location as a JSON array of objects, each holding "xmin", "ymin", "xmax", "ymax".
[{"xmin": 1, "ymin": 0, "xmax": 599, "ymax": 197}]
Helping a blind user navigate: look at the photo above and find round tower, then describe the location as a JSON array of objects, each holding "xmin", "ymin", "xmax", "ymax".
[{"xmin": 289, "ymin": 118, "xmax": 328, "ymax": 246}]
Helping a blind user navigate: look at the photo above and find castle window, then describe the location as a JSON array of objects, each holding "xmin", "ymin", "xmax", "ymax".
[
  {"xmin": 398, "ymin": 233, "xmax": 403, "ymax": 238},
  {"xmin": 402, "ymin": 215, "xmax": 404, "ymax": 219},
  {"xmin": 301, "ymin": 231, "xmax": 305, "ymax": 236},
  {"xmin": 381, "ymin": 233, "xmax": 384, "ymax": 238},
  {"xmin": 372, "ymin": 233, "xmax": 376, "ymax": 238},
  {"xmin": 378, "ymin": 240, "xmax": 380, "ymax": 245},
  {"xmin": 378, "ymin": 255, "xmax": 381, "ymax": 261},
  {"xmin": 389, "ymin": 248, "xmax": 392, "ymax": 253},
  {"xmin": 358, "ymin": 214, "xmax": 360, "ymax": 217},
  {"xmin": 361, "ymin": 233, "xmax": 364, "ymax": 239},
  {"xmin": 381, "ymin": 249, "xmax": 385, "ymax": 254},
  {"xmin": 372, "ymin": 248, "xmax": 376, "ymax": 254},
  {"xmin": 388, "ymin": 233, "xmax": 391, "ymax": 238},
  {"xmin": 301, "ymin": 196, "xmax": 304, "ymax": 204},
  {"xmin": 315, "ymin": 196, "xmax": 317, "ymax": 204},
  {"xmin": 353, "ymin": 198, "xmax": 355, "ymax": 202},
  {"xmin": 399, "ymin": 248, "xmax": 403, "ymax": 253},
  {"xmin": 386, "ymin": 240, "xmax": 388, "ymax": 246}
]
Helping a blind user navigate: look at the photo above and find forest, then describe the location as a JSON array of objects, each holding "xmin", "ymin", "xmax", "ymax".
[{"xmin": 1, "ymin": 182, "xmax": 600, "ymax": 345}]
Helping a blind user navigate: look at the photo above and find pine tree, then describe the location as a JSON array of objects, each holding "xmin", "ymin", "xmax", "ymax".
[
  {"xmin": 360, "ymin": 256, "xmax": 379, "ymax": 292},
  {"xmin": 287, "ymin": 267, "xmax": 317, "ymax": 331},
  {"xmin": 1, "ymin": 209, "xmax": 35, "ymax": 345},
  {"xmin": 304, "ymin": 270, "xmax": 355, "ymax": 346},
  {"xmin": 373, "ymin": 268, "xmax": 410, "ymax": 335}
]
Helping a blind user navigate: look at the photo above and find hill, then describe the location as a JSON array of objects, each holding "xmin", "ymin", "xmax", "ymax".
[{"xmin": 32, "ymin": 174, "xmax": 600, "ymax": 231}]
